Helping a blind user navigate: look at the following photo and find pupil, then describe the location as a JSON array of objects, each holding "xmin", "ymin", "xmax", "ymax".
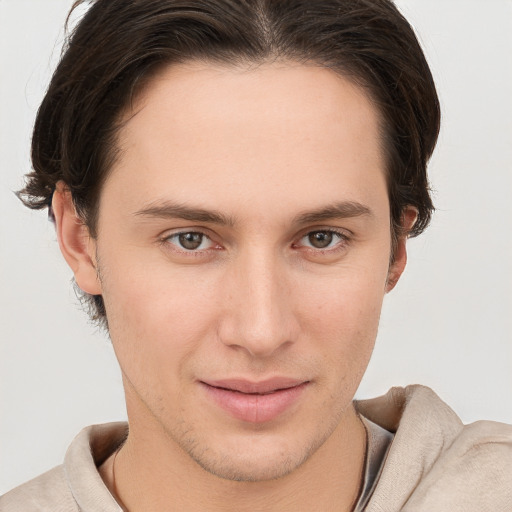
[
  {"xmin": 309, "ymin": 231, "xmax": 333, "ymax": 248},
  {"xmin": 179, "ymin": 233, "xmax": 203, "ymax": 250}
]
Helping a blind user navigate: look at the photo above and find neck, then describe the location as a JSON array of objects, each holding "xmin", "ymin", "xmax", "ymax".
[{"xmin": 106, "ymin": 406, "xmax": 366, "ymax": 512}]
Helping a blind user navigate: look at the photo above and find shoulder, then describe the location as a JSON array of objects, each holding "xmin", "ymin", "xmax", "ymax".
[
  {"xmin": 0, "ymin": 465, "xmax": 79, "ymax": 512},
  {"xmin": 0, "ymin": 422, "xmax": 127, "ymax": 512},
  {"xmin": 358, "ymin": 385, "xmax": 512, "ymax": 512},
  {"xmin": 403, "ymin": 419, "xmax": 512, "ymax": 511},
  {"xmin": 449, "ymin": 418, "xmax": 512, "ymax": 463}
]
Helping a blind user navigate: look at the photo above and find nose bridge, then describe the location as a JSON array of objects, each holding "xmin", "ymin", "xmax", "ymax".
[{"xmin": 222, "ymin": 245, "xmax": 294, "ymax": 357}]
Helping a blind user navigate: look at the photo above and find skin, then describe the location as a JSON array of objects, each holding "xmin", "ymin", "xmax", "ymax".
[{"xmin": 53, "ymin": 62, "xmax": 415, "ymax": 511}]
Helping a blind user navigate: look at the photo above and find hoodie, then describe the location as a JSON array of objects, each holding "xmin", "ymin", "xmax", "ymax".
[{"xmin": 2, "ymin": 385, "xmax": 511, "ymax": 511}]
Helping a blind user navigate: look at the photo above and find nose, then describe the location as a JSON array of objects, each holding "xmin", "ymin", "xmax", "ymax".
[{"xmin": 218, "ymin": 248, "xmax": 298, "ymax": 358}]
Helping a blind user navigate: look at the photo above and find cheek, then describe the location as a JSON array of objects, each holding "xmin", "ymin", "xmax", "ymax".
[
  {"xmin": 301, "ymin": 261, "xmax": 387, "ymax": 329},
  {"xmin": 297, "ymin": 264, "xmax": 387, "ymax": 378},
  {"xmin": 99, "ymin": 256, "xmax": 222, "ymax": 376}
]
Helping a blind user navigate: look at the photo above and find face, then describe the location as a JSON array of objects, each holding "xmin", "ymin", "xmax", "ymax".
[{"xmin": 65, "ymin": 62, "xmax": 407, "ymax": 482}]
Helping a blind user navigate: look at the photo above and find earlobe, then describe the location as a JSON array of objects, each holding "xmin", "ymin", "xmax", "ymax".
[
  {"xmin": 52, "ymin": 181, "xmax": 102, "ymax": 295},
  {"xmin": 386, "ymin": 207, "xmax": 418, "ymax": 292},
  {"xmin": 386, "ymin": 239, "xmax": 407, "ymax": 292}
]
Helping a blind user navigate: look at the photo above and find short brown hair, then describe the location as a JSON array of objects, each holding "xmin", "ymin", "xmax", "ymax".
[{"xmin": 19, "ymin": 0, "xmax": 440, "ymax": 326}]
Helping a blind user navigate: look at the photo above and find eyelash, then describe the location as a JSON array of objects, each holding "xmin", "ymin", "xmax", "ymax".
[
  {"xmin": 160, "ymin": 231, "xmax": 221, "ymax": 255},
  {"xmin": 294, "ymin": 229, "xmax": 350, "ymax": 254},
  {"xmin": 160, "ymin": 228, "xmax": 351, "ymax": 257}
]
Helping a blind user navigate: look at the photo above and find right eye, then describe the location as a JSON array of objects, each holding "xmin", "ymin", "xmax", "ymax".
[{"xmin": 164, "ymin": 231, "xmax": 215, "ymax": 251}]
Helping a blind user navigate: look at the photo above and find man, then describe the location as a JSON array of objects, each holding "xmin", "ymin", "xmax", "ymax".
[{"xmin": 1, "ymin": 0, "xmax": 511, "ymax": 510}]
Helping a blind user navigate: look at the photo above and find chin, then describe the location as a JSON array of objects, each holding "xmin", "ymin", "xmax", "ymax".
[
  {"xmin": 191, "ymin": 449, "xmax": 309, "ymax": 482},
  {"xmin": 178, "ymin": 427, "xmax": 332, "ymax": 483}
]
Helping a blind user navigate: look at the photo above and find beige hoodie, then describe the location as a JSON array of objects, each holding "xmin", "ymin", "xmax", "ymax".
[
  {"xmin": 356, "ymin": 385, "xmax": 512, "ymax": 511},
  {"xmin": 2, "ymin": 385, "xmax": 511, "ymax": 511}
]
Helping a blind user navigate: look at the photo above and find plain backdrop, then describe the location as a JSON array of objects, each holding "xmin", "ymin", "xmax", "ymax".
[{"xmin": 1, "ymin": 0, "xmax": 511, "ymax": 494}]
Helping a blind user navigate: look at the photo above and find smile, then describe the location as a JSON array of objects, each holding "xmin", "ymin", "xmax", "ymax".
[{"xmin": 200, "ymin": 378, "xmax": 310, "ymax": 423}]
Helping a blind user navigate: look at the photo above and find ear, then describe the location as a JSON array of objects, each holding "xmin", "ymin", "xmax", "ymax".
[
  {"xmin": 386, "ymin": 207, "xmax": 418, "ymax": 292},
  {"xmin": 52, "ymin": 181, "xmax": 102, "ymax": 295}
]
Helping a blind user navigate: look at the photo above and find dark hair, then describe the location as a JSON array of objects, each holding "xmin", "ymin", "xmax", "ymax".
[{"xmin": 19, "ymin": 0, "xmax": 440, "ymax": 327}]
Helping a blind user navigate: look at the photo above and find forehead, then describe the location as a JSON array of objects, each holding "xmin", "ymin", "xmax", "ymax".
[
  {"xmin": 121, "ymin": 60, "xmax": 382, "ymax": 151},
  {"xmin": 103, "ymin": 61, "xmax": 387, "ymax": 222}
]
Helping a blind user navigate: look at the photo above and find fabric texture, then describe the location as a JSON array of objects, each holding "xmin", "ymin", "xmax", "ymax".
[
  {"xmin": 355, "ymin": 385, "xmax": 512, "ymax": 511},
  {"xmin": 2, "ymin": 385, "xmax": 511, "ymax": 511},
  {"xmin": 354, "ymin": 418, "xmax": 394, "ymax": 511}
]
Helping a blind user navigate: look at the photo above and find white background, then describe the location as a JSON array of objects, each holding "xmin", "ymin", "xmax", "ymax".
[{"xmin": 1, "ymin": 0, "xmax": 511, "ymax": 494}]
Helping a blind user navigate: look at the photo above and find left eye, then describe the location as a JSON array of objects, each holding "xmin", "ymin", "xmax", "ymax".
[
  {"xmin": 299, "ymin": 230, "xmax": 346, "ymax": 249},
  {"xmin": 166, "ymin": 232, "xmax": 214, "ymax": 251}
]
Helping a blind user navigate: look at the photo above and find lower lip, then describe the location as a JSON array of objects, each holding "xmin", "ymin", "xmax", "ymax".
[{"xmin": 201, "ymin": 382, "xmax": 308, "ymax": 423}]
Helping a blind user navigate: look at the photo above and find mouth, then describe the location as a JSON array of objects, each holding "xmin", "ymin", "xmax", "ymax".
[
  {"xmin": 203, "ymin": 377, "xmax": 307, "ymax": 394},
  {"xmin": 200, "ymin": 378, "xmax": 310, "ymax": 423}
]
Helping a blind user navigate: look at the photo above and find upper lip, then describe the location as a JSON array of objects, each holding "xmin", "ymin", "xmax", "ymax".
[{"xmin": 201, "ymin": 377, "xmax": 308, "ymax": 394}]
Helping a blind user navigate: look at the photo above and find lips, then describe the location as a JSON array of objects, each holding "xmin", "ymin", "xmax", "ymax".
[
  {"xmin": 204, "ymin": 377, "xmax": 306, "ymax": 394},
  {"xmin": 200, "ymin": 377, "xmax": 309, "ymax": 423}
]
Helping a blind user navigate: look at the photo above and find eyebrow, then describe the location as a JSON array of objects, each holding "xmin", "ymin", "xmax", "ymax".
[
  {"xmin": 293, "ymin": 201, "xmax": 373, "ymax": 225},
  {"xmin": 133, "ymin": 199, "xmax": 372, "ymax": 227},
  {"xmin": 133, "ymin": 200, "xmax": 235, "ymax": 226}
]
